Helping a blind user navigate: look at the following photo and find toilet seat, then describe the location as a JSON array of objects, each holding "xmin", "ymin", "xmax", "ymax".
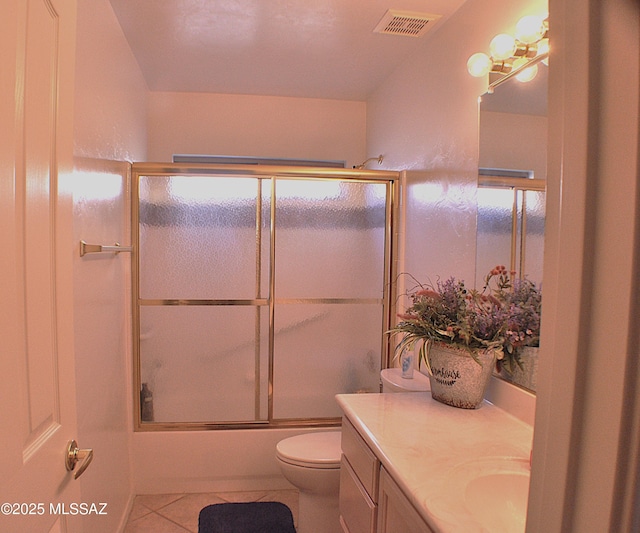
[{"xmin": 276, "ymin": 431, "xmax": 341, "ymax": 469}]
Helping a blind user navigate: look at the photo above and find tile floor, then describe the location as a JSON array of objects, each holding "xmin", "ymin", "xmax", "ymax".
[{"xmin": 124, "ymin": 489, "xmax": 299, "ymax": 533}]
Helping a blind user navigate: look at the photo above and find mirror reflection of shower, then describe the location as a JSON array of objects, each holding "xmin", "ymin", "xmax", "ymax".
[
  {"xmin": 476, "ymin": 171, "xmax": 545, "ymax": 288},
  {"xmin": 477, "ymin": 51, "xmax": 547, "ymax": 394},
  {"xmin": 477, "ymin": 58, "xmax": 547, "ymax": 290}
]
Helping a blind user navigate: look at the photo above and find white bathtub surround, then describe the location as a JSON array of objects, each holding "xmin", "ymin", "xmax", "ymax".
[
  {"xmin": 336, "ymin": 392, "xmax": 533, "ymax": 532},
  {"xmin": 72, "ymin": 159, "xmax": 135, "ymax": 533},
  {"xmin": 132, "ymin": 428, "xmax": 338, "ymax": 494}
]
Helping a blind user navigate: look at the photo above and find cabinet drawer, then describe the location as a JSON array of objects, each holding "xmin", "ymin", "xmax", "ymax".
[
  {"xmin": 340, "ymin": 455, "xmax": 376, "ymax": 533},
  {"xmin": 341, "ymin": 417, "xmax": 380, "ymax": 500}
]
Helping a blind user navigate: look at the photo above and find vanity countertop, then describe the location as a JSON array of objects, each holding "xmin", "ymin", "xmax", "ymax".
[{"xmin": 335, "ymin": 392, "xmax": 533, "ymax": 532}]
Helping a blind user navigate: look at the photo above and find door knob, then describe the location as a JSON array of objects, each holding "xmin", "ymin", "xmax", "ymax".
[{"xmin": 65, "ymin": 440, "xmax": 93, "ymax": 480}]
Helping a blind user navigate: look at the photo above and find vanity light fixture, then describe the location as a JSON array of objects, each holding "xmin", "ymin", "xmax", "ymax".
[{"xmin": 467, "ymin": 14, "xmax": 549, "ymax": 92}]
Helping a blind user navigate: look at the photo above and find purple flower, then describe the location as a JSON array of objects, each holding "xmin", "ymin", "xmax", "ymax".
[{"xmin": 389, "ymin": 266, "xmax": 542, "ymax": 369}]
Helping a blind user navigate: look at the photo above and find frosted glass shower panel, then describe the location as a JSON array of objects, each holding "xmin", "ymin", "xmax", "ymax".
[
  {"xmin": 275, "ymin": 179, "xmax": 387, "ymax": 299},
  {"xmin": 132, "ymin": 163, "xmax": 400, "ymax": 429},
  {"xmin": 272, "ymin": 303, "xmax": 383, "ymax": 419},
  {"xmin": 139, "ymin": 305, "xmax": 269, "ymax": 423},
  {"xmin": 138, "ymin": 176, "xmax": 268, "ymax": 300},
  {"xmin": 523, "ymin": 190, "xmax": 545, "ymax": 284},
  {"xmin": 476, "ymin": 186, "xmax": 545, "ymax": 285}
]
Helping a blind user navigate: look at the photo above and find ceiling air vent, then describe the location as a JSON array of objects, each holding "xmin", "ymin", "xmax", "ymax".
[{"xmin": 373, "ymin": 9, "xmax": 441, "ymax": 37}]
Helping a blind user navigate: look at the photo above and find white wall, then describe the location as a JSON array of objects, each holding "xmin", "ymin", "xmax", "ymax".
[
  {"xmin": 72, "ymin": 0, "xmax": 148, "ymax": 530},
  {"xmin": 66, "ymin": 0, "xmax": 640, "ymax": 529},
  {"xmin": 131, "ymin": 0, "xmax": 547, "ymax": 495},
  {"xmin": 479, "ymin": 111, "xmax": 547, "ymax": 179},
  {"xmin": 73, "ymin": 1, "xmax": 147, "ymax": 161},
  {"xmin": 367, "ymin": 0, "xmax": 546, "ymax": 424},
  {"xmin": 366, "ymin": 0, "xmax": 640, "ymax": 529},
  {"xmin": 367, "ymin": 0, "xmax": 547, "ymax": 286},
  {"xmin": 146, "ymin": 92, "xmax": 367, "ymax": 168},
  {"xmin": 71, "ymin": 159, "xmax": 133, "ymax": 532}
]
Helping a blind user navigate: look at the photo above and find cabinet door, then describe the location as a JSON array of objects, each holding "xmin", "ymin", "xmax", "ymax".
[{"xmin": 377, "ymin": 468, "xmax": 434, "ymax": 533}]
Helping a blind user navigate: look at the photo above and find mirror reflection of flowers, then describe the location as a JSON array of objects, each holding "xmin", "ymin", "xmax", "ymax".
[{"xmin": 388, "ymin": 265, "xmax": 542, "ymax": 373}]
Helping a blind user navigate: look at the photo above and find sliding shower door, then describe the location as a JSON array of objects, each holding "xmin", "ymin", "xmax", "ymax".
[
  {"xmin": 135, "ymin": 174, "xmax": 271, "ymax": 425},
  {"xmin": 272, "ymin": 179, "xmax": 387, "ymax": 420},
  {"xmin": 132, "ymin": 164, "xmax": 399, "ymax": 430},
  {"xmin": 475, "ymin": 173, "xmax": 546, "ymax": 287}
]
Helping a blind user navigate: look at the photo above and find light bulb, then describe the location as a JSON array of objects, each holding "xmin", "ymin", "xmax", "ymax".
[
  {"xmin": 513, "ymin": 57, "xmax": 538, "ymax": 82},
  {"xmin": 537, "ymin": 38, "xmax": 550, "ymax": 65},
  {"xmin": 467, "ymin": 53, "xmax": 492, "ymax": 77},
  {"xmin": 489, "ymin": 34, "xmax": 516, "ymax": 60},
  {"xmin": 515, "ymin": 15, "xmax": 545, "ymax": 44}
]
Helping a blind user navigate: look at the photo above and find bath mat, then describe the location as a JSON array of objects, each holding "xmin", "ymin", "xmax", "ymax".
[{"xmin": 198, "ymin": 501, "xmax": 296, "ymax": 533}]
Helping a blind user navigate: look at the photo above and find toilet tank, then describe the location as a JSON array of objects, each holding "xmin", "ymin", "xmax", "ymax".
[{"xmin": 380, "ymin": 368, "xmax": 430, "ymax": 393}]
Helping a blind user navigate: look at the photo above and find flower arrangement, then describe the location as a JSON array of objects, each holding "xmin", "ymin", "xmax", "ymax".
[{"xmin": 389, "ymin": 265, "xmax": 541, "ymax": 373}]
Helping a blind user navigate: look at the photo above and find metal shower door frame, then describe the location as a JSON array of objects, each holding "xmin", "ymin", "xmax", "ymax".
[{"xmin": 130, "ymin": 163, "xmax": 400, "ymax": 431}]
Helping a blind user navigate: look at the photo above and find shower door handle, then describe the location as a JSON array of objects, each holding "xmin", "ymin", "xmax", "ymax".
[{"xmin": 65, "ymin": 440, "xmax": 94, "ymax": 479}]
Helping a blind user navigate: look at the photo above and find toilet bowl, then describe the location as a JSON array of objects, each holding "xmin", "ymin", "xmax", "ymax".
[
  {"xmin": 276, "ymin": 370, "xmax": 429, "ymax": 532},
  {"xmin": 381, "ymin": 367, "xmax": 430, "ymax": 392},
  {"xmin": 276, "ymin": 431, "xmax": 341, "ymax": 533}
]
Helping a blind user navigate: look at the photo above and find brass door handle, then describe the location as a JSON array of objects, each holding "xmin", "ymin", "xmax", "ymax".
[{"xmin": 65, "ymin": 440, "xmax": 94, "ymax": 480}]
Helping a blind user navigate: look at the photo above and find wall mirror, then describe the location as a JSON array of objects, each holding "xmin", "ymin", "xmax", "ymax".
[{"xmin": 476, "ymin": 66, "xmax": 548, "ymax": 393}]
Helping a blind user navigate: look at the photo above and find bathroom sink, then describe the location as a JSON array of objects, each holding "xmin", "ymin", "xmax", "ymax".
[
  {"xmin": 444, "ymin": 457, "xmax": 530, "ymax": 532},
  {"xmin": 465, "ymin": 470, "xmax": 529, "ymax": 531}
]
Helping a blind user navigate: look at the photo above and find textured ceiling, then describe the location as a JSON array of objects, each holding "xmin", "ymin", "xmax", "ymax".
[{"xmin": 108, "ymin": 0, "xmax": 468, "ymax": 100}]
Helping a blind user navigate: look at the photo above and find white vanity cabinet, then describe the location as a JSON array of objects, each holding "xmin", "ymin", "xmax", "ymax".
[{"xmin": 339, "ymin": 417, "xmax": 432, "ymax": 533}]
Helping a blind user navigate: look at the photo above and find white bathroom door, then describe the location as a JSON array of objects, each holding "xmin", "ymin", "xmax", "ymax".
[{"xmin": 0, "ymin": 0, "xmax": 84, "ymax": 531}]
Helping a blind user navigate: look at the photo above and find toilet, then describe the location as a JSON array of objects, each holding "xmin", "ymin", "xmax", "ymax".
[
  {"xmin": 275, "ymin": 367, "xmax": 429, "ymax": 533},
  {"xmin": 276, "ymin": 431, "xmax": 342, "ymax": 533}
]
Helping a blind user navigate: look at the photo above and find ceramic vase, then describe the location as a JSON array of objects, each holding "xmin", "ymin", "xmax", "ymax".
[{"xmin": 426, "ymin": 341, "xmax": 496, "ymax": 409}]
